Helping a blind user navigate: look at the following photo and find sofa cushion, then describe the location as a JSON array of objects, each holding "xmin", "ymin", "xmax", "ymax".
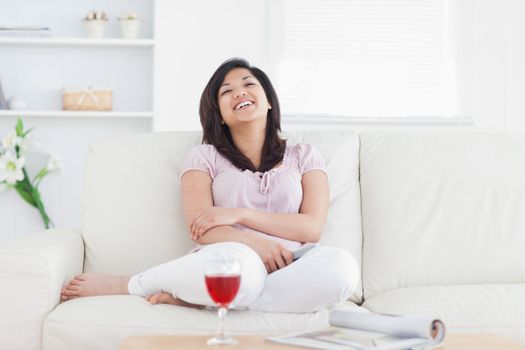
[
  {"xmin": 362, "ymin": 284, "xmax": 525, "ymax": 345},
  {"xmin": 82, "ymin": 132, "xmax": 201, "ymax": 275},
  {"xmin": 43, "ymin": 296, "xmax": 366, "ymax": 350},
  {"xmin": 82, "ymin": 131, "xmax": 363, "ymax": 302},
  {"xmin": 359, "ymin": 132, "xmax": 525, "ymax": 299},
  {"xmin": 285, "ymin": 131, "xmax": 363, "ymax": 302}
]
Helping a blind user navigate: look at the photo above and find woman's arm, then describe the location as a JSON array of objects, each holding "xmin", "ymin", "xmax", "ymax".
[
  {"xmin": 191, "ymin": 170, "xmax": 329, "ymax": 243},
  {"xmin": 181, "ymin": 170, "xmax": 293, "ymax": 272},
  {"xmin": 240, "ymin": 170, "xmax": 329, "ymax": 242}
]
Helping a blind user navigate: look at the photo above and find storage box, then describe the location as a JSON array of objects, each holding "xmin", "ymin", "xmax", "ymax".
[{"xmin": 62, "ymin": 87, "xmax": 112, "ymax": 111}]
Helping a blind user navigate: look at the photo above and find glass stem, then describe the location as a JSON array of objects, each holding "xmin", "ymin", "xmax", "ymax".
[{"xmin": 218, "ymin": 306, "xmax": 227, "ymax": 338}]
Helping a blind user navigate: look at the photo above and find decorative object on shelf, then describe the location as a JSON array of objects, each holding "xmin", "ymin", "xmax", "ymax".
[
  {"xmin": 0, "ymin": 25, "xmax": 51, "ymax": 37},
  {"xmin": 0, "ymin": 77, "xmax": 7, "ymax": 109},
  {"xmin": 7, "ymin": 97, "xmax": 28, "ymax": 110},
  {"xmin": 118, "ymin": 12, "xmax": 141, "ymax": 39},
  {"xmin": 62, "ymin": 86, "xmax": 113, "ymax": 111},
  {"xmin": 83, "ymin": 10, "xmax": 108, "ymax": 38},
  {"xmin": 0, "ymin": 118, "xmax": 62, "ymax": 229}
]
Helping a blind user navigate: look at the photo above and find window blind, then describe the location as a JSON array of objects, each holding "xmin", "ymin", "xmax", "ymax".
[{"xmin": 267, "ymin": 0, "xmax": 463, "ymax": 119}]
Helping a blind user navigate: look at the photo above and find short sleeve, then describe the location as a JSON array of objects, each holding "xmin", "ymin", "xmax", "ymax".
[
  {"xmin": 180, "ymin": 145, "xmax": 217, "ymax": 181},
  {"xmin": 297, "ymin": 143, "xmax": 328, "ymax": 175}
]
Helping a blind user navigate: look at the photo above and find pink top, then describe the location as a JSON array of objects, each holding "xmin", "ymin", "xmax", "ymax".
[{"xmin": 180, "ymin": 143, "xmax": 327, "ymax": 249}]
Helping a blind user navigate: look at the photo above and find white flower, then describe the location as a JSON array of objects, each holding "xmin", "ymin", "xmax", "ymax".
[
  {"xmin": 18, "ymin": 135, "xmax": 38, "ymax": 153},
  {"xmin": 0, "ymin": 152, "xmax": 26, "ymax": 185},
  {"xmin": 46, "ymin": 154, "xmax": 64, "ymax": 173},
  {"xmin": 2, "ymin": 130, "xmax": 20, "ymax": 150},
  {"xmin": 119, "ymin": 11, "xmax": 139, "ymax": 20}
]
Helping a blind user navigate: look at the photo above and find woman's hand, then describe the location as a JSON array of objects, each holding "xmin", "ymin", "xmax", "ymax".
[
  {"xmin": 190, "ymin": 207, "xmax": 245, "ymax": 240},
  {"xmin": 246, "ymin": 236, "xmax": 294, "ymax": 273}
]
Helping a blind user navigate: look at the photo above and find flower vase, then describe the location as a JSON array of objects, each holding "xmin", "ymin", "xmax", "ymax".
[
  {"xmin": 119, "ymin": 19, "xmax": 141, "ymax": 39},
  {"xmin": 83, "ymin": 20, "xmax": 108, "ymax": 38}
]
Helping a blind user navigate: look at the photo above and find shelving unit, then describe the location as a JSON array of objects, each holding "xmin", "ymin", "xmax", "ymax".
[
  {"xmin": 0, "ymin": 110, "xmax": 154, "ymax": 118},
  {"xmin": 0, "ymin": 0, "xmax": 156, "ymax": 239},
  {"xmin": 0, "ymin": 0, "xmax": 155, "ymax": 115},
  {"xmin": 0, "ymin": 37, "xmax": 155, "ymax": 48}
]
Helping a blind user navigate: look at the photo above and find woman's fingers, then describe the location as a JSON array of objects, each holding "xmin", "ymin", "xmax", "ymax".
[
  {"xmin": 282, "ymin": 249, "xmax": 294, "ymax": 266},
  {"xmin": 267, "ymin": 258, "xmax": 278, "ymax": 273},
  {"xmin": 191, "ymin": 214, "xmax": 212, "ymax": 238},
  {"xmin": 274, "ymin": 253, "xmax": 287, "ymax": 270}
]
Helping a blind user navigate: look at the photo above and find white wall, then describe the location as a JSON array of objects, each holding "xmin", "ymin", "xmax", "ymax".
[
  {"xmin": 153, "ymin": 0, "xmax": 267, "ymax": 131},
  {"xmin": 509, "ymin": 0, "xmax": 525, "ymax": 133},
  {"xmin": 154, "ymin": 0, "xmax": 525, "ymax": 135}
]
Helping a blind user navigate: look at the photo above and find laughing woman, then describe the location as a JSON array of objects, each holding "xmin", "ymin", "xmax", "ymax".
[{"xmin": 61, "ymin": 58, "xmax": 359, "ymax": 313}]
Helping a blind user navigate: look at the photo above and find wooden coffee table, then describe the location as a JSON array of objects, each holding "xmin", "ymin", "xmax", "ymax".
[{"xmin": 119, "ymin": 334, "xmax": 525, "ymax": 350}]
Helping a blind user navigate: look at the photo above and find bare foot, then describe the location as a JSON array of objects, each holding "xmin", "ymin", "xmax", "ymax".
[
  {"xmin": 60, "ymin": 272, "xmax": 130, "ymax": 302},
  {"xmin": 146, "ymin": 292, "xmax": 204, "ymax": 309}
]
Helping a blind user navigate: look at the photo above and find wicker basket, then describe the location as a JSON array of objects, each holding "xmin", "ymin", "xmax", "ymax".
[{"xmin": 62, "ymin": 87, "xmax": 112, "ymax": 111}]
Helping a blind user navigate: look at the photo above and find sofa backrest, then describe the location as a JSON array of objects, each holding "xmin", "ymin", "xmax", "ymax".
[
  {"xmin": 359, "ymin": 131, "xmax": 525, "ymax": 300},
  {"xmin": 82, "ymin": 131, "xmax": 363, "ymax": 302}
]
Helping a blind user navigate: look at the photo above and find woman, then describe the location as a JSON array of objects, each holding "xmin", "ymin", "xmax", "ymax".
[{"xmin": 61, "ymin": 58, "xmax": 358, "ymax": 313}]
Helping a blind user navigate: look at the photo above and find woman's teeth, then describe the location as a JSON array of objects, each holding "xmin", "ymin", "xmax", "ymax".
[{"xmin": 235, "ymin": 101, "xmax": 253, "ymax": 110}]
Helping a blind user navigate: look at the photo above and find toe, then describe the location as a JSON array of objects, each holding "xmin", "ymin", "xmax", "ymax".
[
  {"xmin": 62, "ymin": 288, "xmax": 80, "ymax": 296},
  {"xmin": 65, "ymin": 285, "xmax": 80, "ymax": 291},
  {"xmin": 74, "ymin": 274, "xmax": 87, "ymax": 281}
]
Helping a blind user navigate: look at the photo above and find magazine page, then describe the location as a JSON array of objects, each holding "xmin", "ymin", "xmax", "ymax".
[
  {"xmin": 268, "ymin": 326, "xmax": 432, "ymax": 350},
  {"xmin": 330, "ymin": 310, "xmax": 445, "ymax": 346},
  {"xmin": 267, "ymin": 311, "xmax": 445, "ymax": 350}
]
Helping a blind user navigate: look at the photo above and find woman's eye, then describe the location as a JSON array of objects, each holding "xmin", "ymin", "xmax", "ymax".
[
  {"xmin": 245, "ymin": 83, "xmax": 255, "ymax": 87},
  {"xmin": 220, "ymin": 90, "xmax": 232, "ymax": 96}
]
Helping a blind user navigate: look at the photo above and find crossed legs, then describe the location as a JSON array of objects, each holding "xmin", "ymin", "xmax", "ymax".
[{"xmin": 61, "ymin": 243, "xmax": 359, "ymax": 313}]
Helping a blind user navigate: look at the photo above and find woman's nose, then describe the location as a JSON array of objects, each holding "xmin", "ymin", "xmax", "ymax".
[{"xmin": 233, "ymin": 88, "xmax": 247, "ymax": 98}]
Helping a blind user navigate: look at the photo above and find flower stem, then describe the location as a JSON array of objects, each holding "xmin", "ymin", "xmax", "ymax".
[
  {"xmin": 14, "ymin": 167, "xmax": 54, "ymax": 229},
  {"xmin": 31, "ymin": 186, "xmax": 53, "ymax": 229}
]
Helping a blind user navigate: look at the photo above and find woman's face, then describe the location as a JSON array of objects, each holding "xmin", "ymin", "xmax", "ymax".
[{"xmin": 217, "ymin": 68, "xmax": 271, "ymax": 128}]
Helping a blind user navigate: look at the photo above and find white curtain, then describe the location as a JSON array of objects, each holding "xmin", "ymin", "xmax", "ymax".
[{"xmin": 267, "ymin": 0, "xmax": 464, "ymax": 120}]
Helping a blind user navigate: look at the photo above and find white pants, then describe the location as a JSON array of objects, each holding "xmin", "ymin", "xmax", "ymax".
[{"xmin": 128, "ymin": 242, "xmax": 359, "ymax": 313}]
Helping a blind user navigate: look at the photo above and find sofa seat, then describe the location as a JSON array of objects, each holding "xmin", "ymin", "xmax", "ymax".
[
  {"xmin": 43, "ymin": 296, "xmax": 367, "ymax": 350},
  {"xmin": 362, "ymin": 284, "xmax": 525, "ymax": 344}
]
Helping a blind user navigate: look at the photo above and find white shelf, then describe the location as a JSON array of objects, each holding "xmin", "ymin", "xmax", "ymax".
[
  {"xmin": 0, "ymin": 37, "xmax": 154, "ymax": 47},
  {"xmin": 0, "ymin": 110, "xmax": 154, "ymax": 118}
]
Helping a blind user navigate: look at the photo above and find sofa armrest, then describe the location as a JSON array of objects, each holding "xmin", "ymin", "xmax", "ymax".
[{"xmin": 0, "ymin": 228, "xmax": 84, "ymax": 350}]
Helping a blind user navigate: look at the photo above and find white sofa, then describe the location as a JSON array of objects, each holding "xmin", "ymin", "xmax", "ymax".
[{"xmin": 1, "ymin": 130, "xmax": 524, "ymax": 350}]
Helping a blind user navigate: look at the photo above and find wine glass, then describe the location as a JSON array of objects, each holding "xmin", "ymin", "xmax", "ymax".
[{"xmin": 205, "ymin": 255, "xmax": 241, "ymax": 345}]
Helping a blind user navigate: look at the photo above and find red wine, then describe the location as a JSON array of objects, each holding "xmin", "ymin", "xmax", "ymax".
[{"xmin": 205, "ymin": 274, "xmax": 241, "ymax": 307}]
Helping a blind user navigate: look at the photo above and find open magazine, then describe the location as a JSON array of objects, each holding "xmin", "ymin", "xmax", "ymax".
[{"xmin": 267, "ymin": 310, "xmax": 446, "ymax": 350}]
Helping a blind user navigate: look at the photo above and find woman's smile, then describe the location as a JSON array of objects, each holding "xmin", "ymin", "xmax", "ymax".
[
  {"xmin": 233, "ymin": 99, "xmax": 255, "ymax": 111},
  {"xmin": 218, "ymin": 67, "xmax": 270, "ymax": 126}
]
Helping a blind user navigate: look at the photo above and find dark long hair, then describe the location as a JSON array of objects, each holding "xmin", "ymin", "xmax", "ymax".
[{"xmin": 199, "ymin": 58, "xmax": 286, "ymax": 173}]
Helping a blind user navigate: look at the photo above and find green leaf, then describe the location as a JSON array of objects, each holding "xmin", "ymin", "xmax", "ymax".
[
  {"xmin": 22, "ymin": 127, "xmax": 34, "ymax": 137},
  {"xmin": 33, "ymin": 167, "xmax": 48, "ymax": 184},
  {"xmin": 32, "ymin": 186, "xmax": 54, "ymax": 229},
  {"xmin": 14, "ymin": 183, "xmax": 37, "ymax": 208},
  {"xmin": 15, "ymin": 118, "xmax": 24, "ymax": 137}
]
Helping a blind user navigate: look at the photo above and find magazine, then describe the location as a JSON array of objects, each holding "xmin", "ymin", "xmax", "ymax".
[{"xmin": 267, "ymin": 310, "xmax": 446, "ymax": 350}]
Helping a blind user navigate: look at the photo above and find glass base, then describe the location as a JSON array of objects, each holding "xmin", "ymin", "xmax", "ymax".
[{"xmin": 207, "ymin": 335, "xmax": 239, "ymax": 345}]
